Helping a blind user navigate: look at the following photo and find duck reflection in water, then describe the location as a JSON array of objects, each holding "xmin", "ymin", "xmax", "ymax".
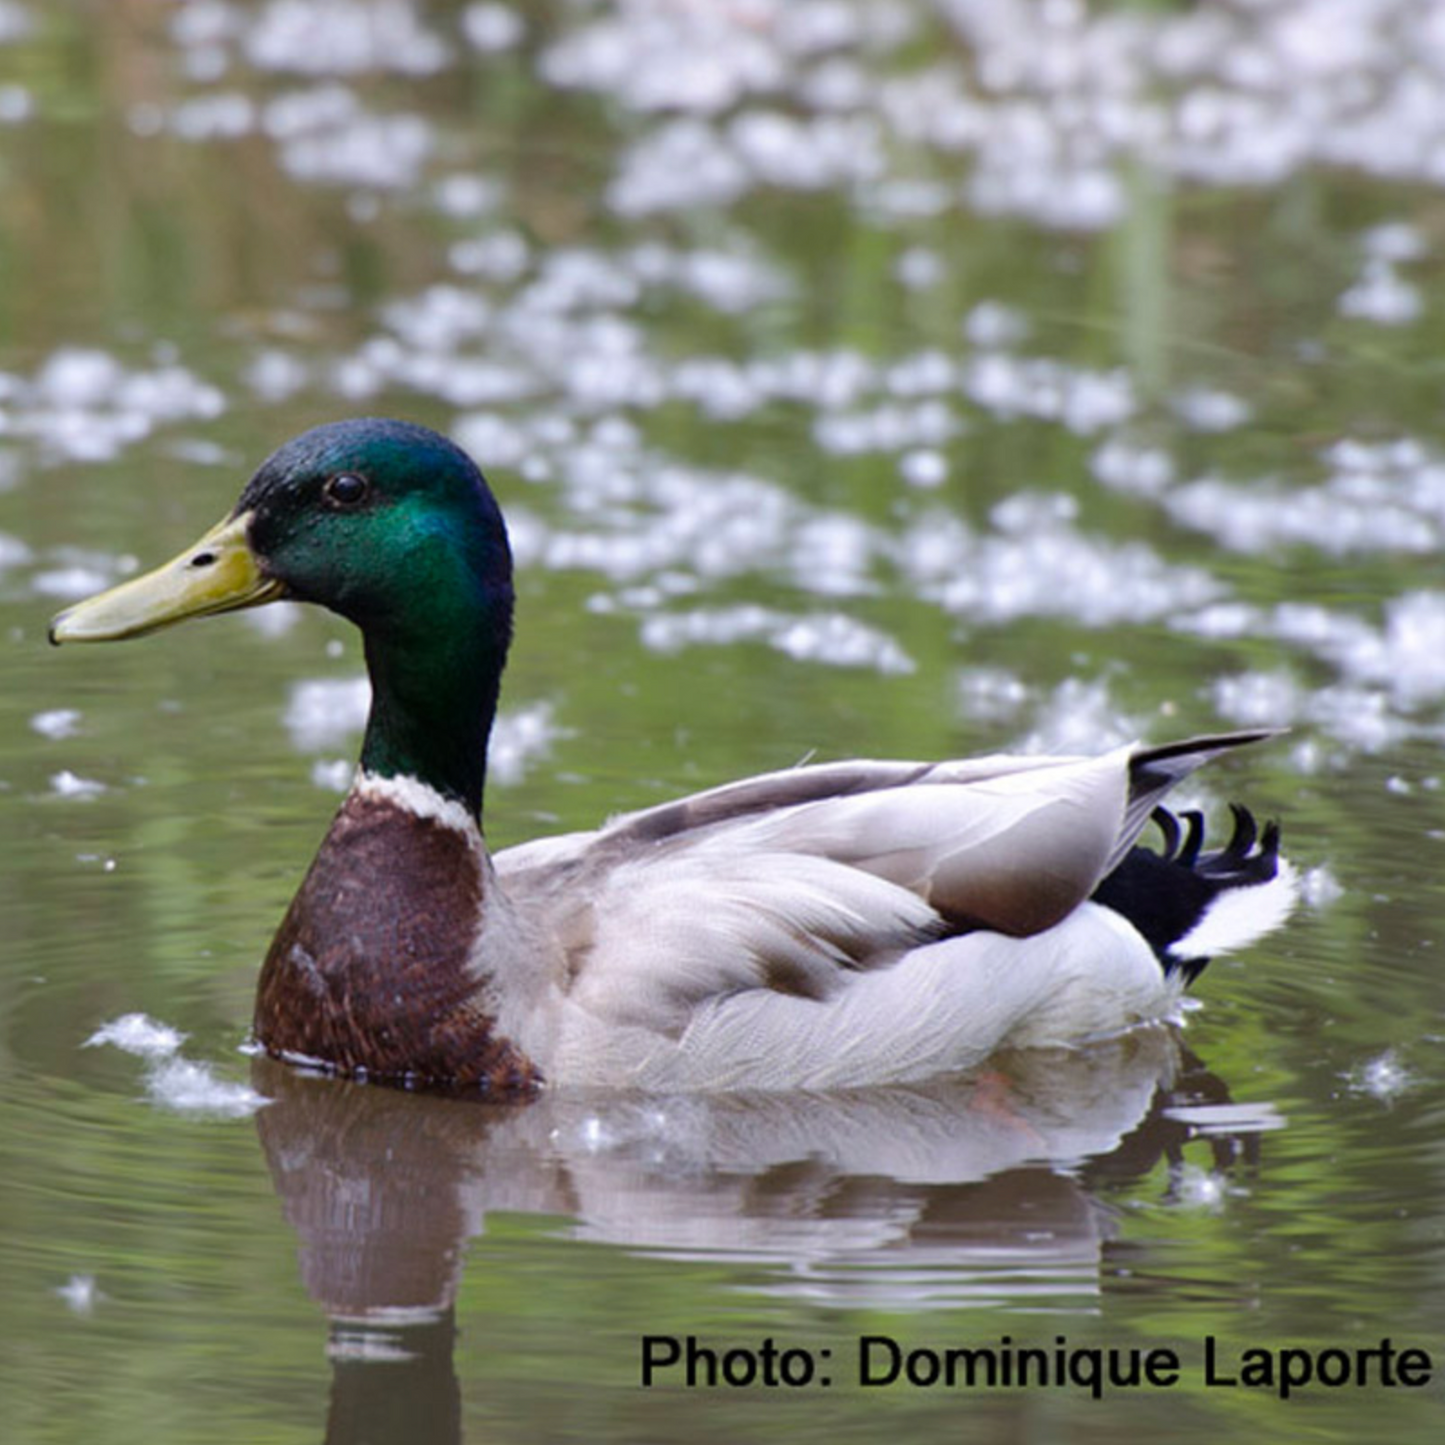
[{"xmin": 251, "ymin": 1030, "xmax": 1280, "ymax": 1444}]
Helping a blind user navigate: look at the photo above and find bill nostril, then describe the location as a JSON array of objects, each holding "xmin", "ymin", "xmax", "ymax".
[{"xmin": 189, "ymin": 551, "xmax": 217, "ymax": 568}]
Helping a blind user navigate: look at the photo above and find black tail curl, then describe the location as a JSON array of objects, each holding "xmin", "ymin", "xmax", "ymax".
[{"xmin": 1091, "ymin": 804, "xmax": 1283, "ymax": 984}]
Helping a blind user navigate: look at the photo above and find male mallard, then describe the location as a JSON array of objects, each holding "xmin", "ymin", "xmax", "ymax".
[{"xmin": 51, "ymin": 419, "xmax": 1293, "ymax": 1095}]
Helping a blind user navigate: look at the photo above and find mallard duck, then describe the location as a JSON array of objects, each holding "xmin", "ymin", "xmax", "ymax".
[{"xmin": 50, "ymin": 418, "xmax": 1293, "ymax": 1095}]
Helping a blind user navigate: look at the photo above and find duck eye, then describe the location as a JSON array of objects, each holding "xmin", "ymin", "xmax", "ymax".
[{"xmin": 325, "ymin": 473, "xmax": 369, "ymax": 507}]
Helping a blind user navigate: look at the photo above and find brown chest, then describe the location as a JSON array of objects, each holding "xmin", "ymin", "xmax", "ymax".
[{"xmin": 252, "ymin": 789, "xmax": 542, "ymax": 1094}]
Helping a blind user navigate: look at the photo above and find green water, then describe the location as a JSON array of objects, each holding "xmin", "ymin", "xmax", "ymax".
[{"xmin": 3, "ymin": 2, "xmax": 1445, "ymax": 1441}]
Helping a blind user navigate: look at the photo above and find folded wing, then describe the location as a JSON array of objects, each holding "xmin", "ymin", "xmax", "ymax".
[{"xmin": 496, "ymin": 731, "xmax": 1275, "ymax": 1039}]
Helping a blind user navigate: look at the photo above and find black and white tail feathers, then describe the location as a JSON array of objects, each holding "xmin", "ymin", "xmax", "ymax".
[{"xmin": 1093, "ymin": 803, "xmax": 1293, "ymax": 984}]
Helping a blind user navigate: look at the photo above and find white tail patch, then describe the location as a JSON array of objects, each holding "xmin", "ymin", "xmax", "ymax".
[{"xmin": 1172, "ymin": 856, "xmax": 1298, "ymax": 962}]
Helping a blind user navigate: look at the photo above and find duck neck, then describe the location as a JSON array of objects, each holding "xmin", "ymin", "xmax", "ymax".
[{"xmin": 358, "ymin": 621, "xmax": 506, "ymax": 823}]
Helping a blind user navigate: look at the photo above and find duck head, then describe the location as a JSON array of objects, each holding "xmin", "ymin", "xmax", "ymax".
[{"xmin": 50, "ymin": 418, "xmax": 515, "ymax": 818}]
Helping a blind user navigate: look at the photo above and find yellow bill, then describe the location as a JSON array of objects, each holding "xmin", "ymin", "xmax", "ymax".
[{"xmin": 49, "ymin": 512, "xmax": 286, "ymax": 644}]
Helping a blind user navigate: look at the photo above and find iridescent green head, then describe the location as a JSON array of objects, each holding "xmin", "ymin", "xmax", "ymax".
[
  {"xmin": 52, "ymin": 418, "xmax": 516, "ymax": 818},
  {"xmin": 234, "ymin": 418, "xmax": 513, "ymax": 641}
]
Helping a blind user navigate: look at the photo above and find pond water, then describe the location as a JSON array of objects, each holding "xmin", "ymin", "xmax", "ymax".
[{"xmin": 3, "ymin": 1, "xmax": 1445, "ymax": 1440}]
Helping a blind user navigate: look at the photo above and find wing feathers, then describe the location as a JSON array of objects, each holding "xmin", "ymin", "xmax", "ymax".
[
  {"xmin": 705, "ymin": 749, "xmax": 1132, "ymax": 936},
  {"xmin": 1115, "ymin": 729, "xmax": 1280, "ymax": 875},
  {"xmin": 495, "ymin": 732, "xmax": 1278, "ymax": 1046},
  {"xmin": 564, "ymin": 853, "xmax": 939, "ymax": 1034}
]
